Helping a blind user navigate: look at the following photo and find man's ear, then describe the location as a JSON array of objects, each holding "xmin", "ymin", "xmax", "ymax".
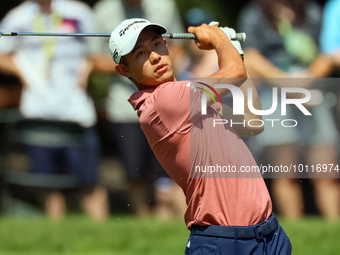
[
  {"xmin": 163, "ymin": 39, "xmax": 167, "ymax": 45},
  {"xmin": 115, "ymin": 64, "xmax": 131, "ymax": 78}
]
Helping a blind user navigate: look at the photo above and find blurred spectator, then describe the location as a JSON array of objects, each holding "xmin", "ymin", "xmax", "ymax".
[
  {"xmin": 321, "ymin": 0, "xmax": 340, "ymax": 68},
  {"xmin": 0, "ymin": 0, "xmax": 109, "ymax": 221},
  {"xmin": 91, "ymin": 0, "xmax": 186, "ymax": 219},
  {"xmin": 238, "ymin": 0, "xmax": 340, "ymax": 220}
]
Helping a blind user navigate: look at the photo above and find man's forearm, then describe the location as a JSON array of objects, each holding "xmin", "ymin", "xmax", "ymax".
[
  {"xmin": 209, "ymin": 35, "xmax": 246, "ymax": 80},
  {"xmin": 220, "ymin": 78, "xmax": 264, "ymax": 137},
  {"xmin": 231, "ymin": 68, "xmax": 264, "ymax": 136},
  {"xmin": 206, "ymin": 31, "xmax": 247, "ymax": 106},
  {"xmin": 187, "ymin": 24, "xmax": 247, "ymax": 109}
]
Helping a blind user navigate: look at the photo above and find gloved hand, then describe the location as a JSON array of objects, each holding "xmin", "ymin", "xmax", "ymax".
[{"xmin": 209, "ymin": 21, "xmax": 244, "ymax": 55}]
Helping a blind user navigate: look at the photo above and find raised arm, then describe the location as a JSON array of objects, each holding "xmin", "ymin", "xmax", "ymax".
[
  {"xmin": 188, "ymin": 24, "xmax": 246, "ymax": 107},
  {"xmin": 221, "ymin": 68, "xmax": 264, "ymax": 136},
  {"xmin": 188, "ymin": 24, "xmax": 246, "ymax": 81},
  {"xmin": 188, "ymin": 24, "xmax": 263, "ymax": 136}
]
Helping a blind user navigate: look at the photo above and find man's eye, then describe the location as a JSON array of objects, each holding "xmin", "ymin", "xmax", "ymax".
[
  {"xmin": 154, "ymin": 41, "xmax": 161, "ymax": 47},
  {"xmin": 137, "ymin": 51, "xmax": 145, "ymax": 56}
]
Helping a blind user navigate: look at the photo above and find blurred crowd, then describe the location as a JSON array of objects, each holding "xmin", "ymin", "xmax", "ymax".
[{"xmin": 0, "ymin": 0, "xmax": 339, "ymax": 222}]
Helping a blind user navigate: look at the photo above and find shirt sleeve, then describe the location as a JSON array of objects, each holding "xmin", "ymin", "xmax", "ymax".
[
  {"xmin": 320, "ymin": 0, "xmax": 340, "ymax": 54},
  {"xmin": 153, "ymin": 81, "xmax": 194, "ymax": 134}
]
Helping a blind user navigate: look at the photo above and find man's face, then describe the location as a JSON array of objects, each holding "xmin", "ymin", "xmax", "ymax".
[{"xmin": 121, "ymin": 30, "xmax": 174, "ymax": 87}]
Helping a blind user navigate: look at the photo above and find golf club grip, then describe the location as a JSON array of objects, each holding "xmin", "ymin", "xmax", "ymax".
[{"xmin": 168, "ymin": 32, "xmax": 246, "ymax": 42}]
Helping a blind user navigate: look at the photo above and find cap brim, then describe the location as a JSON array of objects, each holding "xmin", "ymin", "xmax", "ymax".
[{"xmin": 144, "ymin": 24, "xmax": 167, "ymax": 35}]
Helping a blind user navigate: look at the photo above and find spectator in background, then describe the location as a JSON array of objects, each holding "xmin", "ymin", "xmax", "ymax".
[
  {"xmin": 0, "ymin": 0, "xmax": 109, "ymax": 221},
  {"xmin": 238, "ymin": 0, "xmax": 340, "ymax": 221},
  {"xmin": 176, "ymin": 8, "xmax": 219, "ymax": 81},
  {"xmin": 321, "ymin": 0, "xmax": 340, "ymax": 68},
  {"xmin": 91, "ymin": 0, "xmax": 186, "ymax": 219},
  {"xmin": 320, "ymin": 0, "xmax": 340, "ymax": 219}
]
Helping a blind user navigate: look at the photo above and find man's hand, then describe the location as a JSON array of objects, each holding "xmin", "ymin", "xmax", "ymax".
[
  {"xmin": 219, "ymin": 27, "xmax": 244, "ymax": 55},
  {"xmin": 209, "ymin": 21, "xmax": 243, "ymax": 55},
  {"xmin": 188, "ymin": 24, "xmax": 228, "ymax": 50},
  {"xmin": 188, "ymin": 23, "xmax": 244, "ymax": 55}
]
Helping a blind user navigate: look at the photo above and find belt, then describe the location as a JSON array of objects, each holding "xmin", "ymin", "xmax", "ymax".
[{"xmin": 191, "ymin": 214, "xmax": 278, "ymax": 240}]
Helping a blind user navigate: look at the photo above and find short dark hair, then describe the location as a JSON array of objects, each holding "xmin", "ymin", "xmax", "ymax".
[{"xmin": 119, "ymin": 56, "xmax": 128, "ymax": 66}]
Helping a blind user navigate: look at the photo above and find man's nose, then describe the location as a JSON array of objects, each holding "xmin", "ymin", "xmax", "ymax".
[{"xmin": 149, "ymin": 51, "xmax": 161, "ymax": 64}]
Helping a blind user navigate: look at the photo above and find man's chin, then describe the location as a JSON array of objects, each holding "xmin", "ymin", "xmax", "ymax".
[
  {"xmin": 147, "ymin": 77, "xmax": 174, "ymax": 86},
  {"xmin": 137, "ymin": 74, "xmax": 175, "ymax": 88},
  {"xmin": 157, "ymin": 74, "xmax": 175, "ymax": 84}
]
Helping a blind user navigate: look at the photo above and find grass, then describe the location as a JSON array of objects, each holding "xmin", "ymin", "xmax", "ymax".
[
  {"xmin": 280, "ymin": 217, "xmax": 340, "ymax": 255},
  {"xmin": 0, "ymin": 215, "xmax": 339, "ymax": 255},
  {"xmin": 0, "ymin": 215, "xmax": 188, "ymax": 255}
]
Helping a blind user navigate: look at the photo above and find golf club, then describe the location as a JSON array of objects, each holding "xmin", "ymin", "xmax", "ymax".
[{"xmin": 0, "ymin": 31, "xmax": 246, "ymax": 42}]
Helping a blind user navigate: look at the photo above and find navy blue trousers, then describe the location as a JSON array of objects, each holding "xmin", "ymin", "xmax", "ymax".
[{"xmin": 185, "ymin": 221, "xmax": 291, "ymax": 255}]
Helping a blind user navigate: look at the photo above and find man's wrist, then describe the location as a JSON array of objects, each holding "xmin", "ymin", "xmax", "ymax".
[{"xmin": 212, "ymin": 34, "xmax": 232, "ymax": 50}]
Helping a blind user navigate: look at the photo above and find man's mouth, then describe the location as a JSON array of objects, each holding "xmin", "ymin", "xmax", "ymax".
[{"xmin": 155, "ymin": 64, "xmax": 167, "ymax": 74}]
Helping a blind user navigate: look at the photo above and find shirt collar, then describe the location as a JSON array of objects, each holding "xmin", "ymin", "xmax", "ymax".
[{"xmin": 128, "ymin": 87, "xmax": 157, "ymax": 111}]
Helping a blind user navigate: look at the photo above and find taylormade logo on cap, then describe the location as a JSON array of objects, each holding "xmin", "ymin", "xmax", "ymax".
[
  {"xmin": 119, "ymin": 20, "xmax": 147, "ymax": 36},
  {"xmin": 109, "ymin": 18, "xmax": 167, "ymax": 64}
]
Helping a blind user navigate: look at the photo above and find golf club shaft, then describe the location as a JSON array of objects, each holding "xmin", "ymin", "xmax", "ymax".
[{"xmin": 0, "ymin": 32, "xmax": 246, "ymax": 42}]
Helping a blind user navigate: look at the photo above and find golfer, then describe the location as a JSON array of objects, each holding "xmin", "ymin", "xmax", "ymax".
[{"xmin": 110, "ymin": 18, "xmax": 291, "ymax": 254}]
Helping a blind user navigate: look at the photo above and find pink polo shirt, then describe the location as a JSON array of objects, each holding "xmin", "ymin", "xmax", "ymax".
[{"xmin": 128, "ymin": 80, "xmax": 272, "ymax": 229}]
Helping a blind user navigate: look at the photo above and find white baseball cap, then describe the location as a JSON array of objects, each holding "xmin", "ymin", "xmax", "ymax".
[{"xmin": 109, "ymin": 18, "xmax": 167, "ymax": 64}]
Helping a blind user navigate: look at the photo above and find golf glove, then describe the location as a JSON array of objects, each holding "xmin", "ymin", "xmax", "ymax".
[{"xmin": 209, "ymin": 21, "xmax": 244, "ymax": 55}]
